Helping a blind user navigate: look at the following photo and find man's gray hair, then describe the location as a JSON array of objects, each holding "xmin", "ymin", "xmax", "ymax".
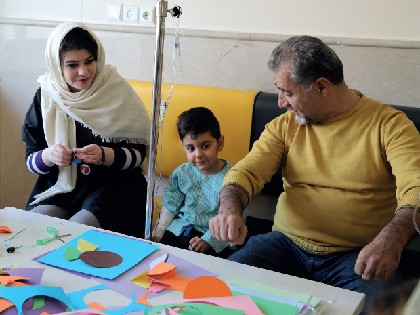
[{"xmin": 268, "ymin": 35, "xmax": 344, "ymax": 88}]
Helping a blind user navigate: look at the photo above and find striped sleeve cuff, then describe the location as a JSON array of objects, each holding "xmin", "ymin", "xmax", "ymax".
[
  {"xmin": 26, "ymin": 150, "xmax": 53, "ymax": 174},
  {"xmin": 112, "ymin": 147, "xmax": 142, "ymax": 169}
]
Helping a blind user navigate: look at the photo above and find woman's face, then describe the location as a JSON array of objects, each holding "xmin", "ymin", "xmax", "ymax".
[{"xmin": 60, "ymin": 49, "xmax": 97, "ymax": 92}]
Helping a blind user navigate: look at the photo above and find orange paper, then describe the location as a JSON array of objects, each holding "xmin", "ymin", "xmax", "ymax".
[
  {"xmin": 184, "ymin": 276, "xmax": 232, "ymax": 298},
  {"xmin": 136, "ymin": 289, "xmax": 153, "ymax": 306},
  {"xmin": 147, "ymin": 262, "xmax": 177, "ymax": 279},
  {"xmin": 87, "ymin": 302, "xmax": 108, "ymax": 310},
  {"xmin": 157, "ymin": 275, "xmax": 192, "ymax": 292},
  {"xmin": 0, "ymin": 226, "xmax": 12, "ymax": 233}
]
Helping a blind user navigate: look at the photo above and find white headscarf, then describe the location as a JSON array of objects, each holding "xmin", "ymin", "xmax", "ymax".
[{"xmin": 31, "ymin": 22, "xmax": 150, "ymax": 205}]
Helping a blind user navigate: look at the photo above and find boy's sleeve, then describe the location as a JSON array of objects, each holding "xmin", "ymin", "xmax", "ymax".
[
  {"xmin": 201, "ymin": 231, "xmax": 231, "ymax": 253},
  {"xmin": 162, "ymin": 169, "xmax": 185, "ymax": 215}
]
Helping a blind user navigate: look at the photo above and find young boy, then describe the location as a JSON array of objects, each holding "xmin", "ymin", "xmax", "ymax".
[{"xmin": 153, "ymin": 107, "xmax": 236, "ymax": 258}]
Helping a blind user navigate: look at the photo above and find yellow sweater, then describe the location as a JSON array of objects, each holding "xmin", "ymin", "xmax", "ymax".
[{"xmin": 223, "ymin": 93, "xmax": 420, "ymax": 254}]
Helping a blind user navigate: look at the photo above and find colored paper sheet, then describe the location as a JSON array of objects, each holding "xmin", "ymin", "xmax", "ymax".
[
  {"xmin": 147, "ymin": 262, "xmax": 176, "ymax": 278},
  {"xmin": 0, "ymin": 286, "xmax": 73, "ymax": 315},
  {"xmin": 234, "ymin": 292, "xmax": 299, "ymax": 315},
  {"xmin": 77, "ymin": 239, "xmax": 98, "ymax": 252},
  {"xmin": 148, "ymin": 302, "xmax": 244, "ymax": 315},
  {"xmin": 98, "ymin": 252, "xmax": 216, "ymax": 300},
  {"xmin": 130, "ymin": 270, "xmax": 152, "ymax": 288},
  {"xmin": 0, "ymin": 276, "xmax": 29, "ymax": 286},
  {"xmin": 37, "ymin": 230, "xmax": 159, "ymax": 279},
  {"xmin": 155, "ymin": 275, "xmax": 192, "ymax": 292},
  {"xmin": 149, "ymin": 253, "xmax": 168, "ymax": 270},
  {"xmin": 0, "ymin": 226, "xmax": 12, "ymax": 233},
  {"xmin": 225, "ymin": 278, "xmax": 314, "ymax": 304},
  {"xmin": 184, "ymin": 276, "xmax": 232, "ymax": 298},
  {"xmin": 167, "ymin": 295, "xmax": 264, "ymax": 315},
  {"xmin": 66, "ymin": 283, "xmax": 151, "ymax": 315},
  {"xmin": 0, "ymin": 268, "xmax": 45, "ymax": 314}
]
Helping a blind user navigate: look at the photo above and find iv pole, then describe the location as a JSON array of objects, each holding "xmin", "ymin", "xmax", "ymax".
[{"xmin": 144, "ymin": 1, "xmax": 182, "ymax": 240}]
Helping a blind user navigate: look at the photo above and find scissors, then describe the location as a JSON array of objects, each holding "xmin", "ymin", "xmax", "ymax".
[{"xmin": 36, "ymin": 227, "xmax": 72, "ymax": 245}]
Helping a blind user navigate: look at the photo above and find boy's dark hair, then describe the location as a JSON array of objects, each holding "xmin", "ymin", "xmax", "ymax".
[
  {"xmin": 59, "ymin": 27, "xmax": 98, "ymax": 63},
  {"xmin": 177, "ymin": 107, "xmax": 221, "ymax": 141}
]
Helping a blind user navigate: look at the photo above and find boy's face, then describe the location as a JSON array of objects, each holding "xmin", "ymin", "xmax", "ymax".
[{"xmin": 182, "ymin": 131, "xmax": 224, "ymax": 175}]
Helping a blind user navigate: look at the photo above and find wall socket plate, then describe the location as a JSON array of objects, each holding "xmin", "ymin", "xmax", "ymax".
[
  {"xmin": 139, "ymin": 6, "xmax": 155, "ymax": 25},
  {"xmin": 123, "ymin": 4, "xmax": 139, "ymax": 23}
]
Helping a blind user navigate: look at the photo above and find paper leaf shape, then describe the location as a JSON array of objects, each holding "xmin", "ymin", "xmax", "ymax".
[
  {"xmin": 64, "ymin": 245, "xmax": 81, "ymax": 261},
  {"xmin": 130, "ymin": 270, "xmax": 152, "ymax": 288},
  {"xmin": 149, "ymin": 253, "xmax": 168, "ymax": 270},
  {"xmin": 147, "ymin": 262, "xmax": 176, "ymax": 279},
  {"xmin": 184, "ymin": 276, "xmax": 232, "ymax": 299},
  {"xmin": 78, "ymin": 239, "xmax": 98, "ymax": 252}
]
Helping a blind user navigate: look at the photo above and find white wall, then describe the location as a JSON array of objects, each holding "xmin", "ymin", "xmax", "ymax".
[{"xmin": 1, "ymin": 0, "xmax": 420, "ymax": 41}]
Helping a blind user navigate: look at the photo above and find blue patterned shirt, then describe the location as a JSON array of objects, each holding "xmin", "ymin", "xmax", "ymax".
[{"xmin": 162, "ymin": 160, "xmax": 233, "ymax": 253}]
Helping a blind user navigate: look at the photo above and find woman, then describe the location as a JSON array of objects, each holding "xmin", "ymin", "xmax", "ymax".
[{"xmin": 22, "ymin": 22, "xmax": 150, "ymax": 238}]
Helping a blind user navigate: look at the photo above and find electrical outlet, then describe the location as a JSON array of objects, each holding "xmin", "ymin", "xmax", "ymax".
[
  {"xmin": 123, "ymin": 4, "xmax": 139, "ymax": 23},
  {"xmin": 139, "ymin": 6, "xmax": 155, "ymax": 25}
]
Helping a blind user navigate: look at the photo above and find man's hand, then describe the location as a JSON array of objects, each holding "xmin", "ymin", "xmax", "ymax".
[
  {"xmin": 209, "ymin": 212, "xmax": 247, "ymax": 246},
  {"xmin": 355, "ymin": 235, "xmax": 401, "ymax": 280},
  {"xmin": 188, "ymin": 236, "xmax": 210, "ymax": 253},
  {"xmin": 209, "ymin": 184, "xmax": 249, "ymax": 246},
  {"xmin": 355, "ymin": 207, "xmax": 417, "ymax": 280}
]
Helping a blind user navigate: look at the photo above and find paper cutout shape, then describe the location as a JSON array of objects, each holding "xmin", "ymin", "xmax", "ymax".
[
  {"xmin": 77, "ymin": 239, "xmax": 98, "ymax": 252},
  {"xmin": 149, "ymin": 253, "xmax": 168, "ymax": 270},
  {"xmin": 184, "ymin": 276, "xmax": 232, "ymax": 299},
  {"xmin": 154, "ymin": 275, "xmax": 192, "ymax": 292},
  {"xmin": 147, "ymin": 302, "xmax": 244, "ymax": 315},
  {"xmin": 147, "ymin": 262, "xmax": 176, "ymax": 279},
  {"xmin": 0, "ymin": 286, "xmax": 74, "ymax": 315},
  {"xmin": 148, "ymin": 282, "xmax": 169, "ymax": 293},
  {"xmin": 234, "ymin": 292, "xmax": 299, "ymax": 315},
  {"xmin": 0, "ymin": 226, "xmax": 12, "ymax": 233},
  {"xmin": 0, "ymin": 268, "xmax": 45, "ymax": 313},
  {"xmin": 65, "ymin": 283, "xmax": 151, "ymax": 315},
  {"xmin": 136, "ymin": 289, "xmax": 153, "ymax": 306},
  {"xmin": 52, "ymin": 309, "xmax": 107, "ymax": 315},
  {"xmin": 64, "ymin": 246, "xmax": 81, "ymax": 261},
  {"xmin": 79, "ymin": 251, "xmax": 122, "ymax": 268},
  {"xmin": 130, "ymin": 270, "xmax": 152, "ymax": 288},
  {"xmin": 0, "ymin": 276, "xmax": 29, "ymax": 286},
  {"xmin": 167, "ymin": 295, "xmax": 264, "ymax": 315},
  {"xmin": 37, "ymin": 230, "xmax": 158, "ymax": 279},
  {"xmin": 97, "ymin": 252, "xmax": 216, "ymax": 300},
  {"xmin": 87, "ymin": 302, "xmax": 107, "ymax": 310},
  {"xmin": 31, "ymin": 296, "xmax": 46, "ymax": 310}
]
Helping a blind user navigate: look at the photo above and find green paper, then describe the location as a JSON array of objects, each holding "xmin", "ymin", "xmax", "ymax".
[
  {"xmin": 64, "ymin": 245, "xmax": 81, "ymax": 261},
  {"xmin": 31, "ymin": 296, "xmax": 46, "ymax": 310},
  {"xmin": 148, "ymin": 302, "xmax": 244, "ymax": 315},
  {"xmin": 233, "ymin": 292, "xmax": 298, "ymax": 315},
  {"xmin": 227, "ymin": 277, "xmax": 311, "ymax": 302}
]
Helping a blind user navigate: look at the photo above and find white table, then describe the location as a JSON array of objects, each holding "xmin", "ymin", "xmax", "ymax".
[{"xmin": 0, "ymin": 207, "xmax": 364, "ymax": 314}]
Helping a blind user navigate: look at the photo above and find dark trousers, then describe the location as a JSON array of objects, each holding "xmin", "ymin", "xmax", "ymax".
[{"xmin": 160, "ymin": 228, "xmax": 235, "ymax": 259}]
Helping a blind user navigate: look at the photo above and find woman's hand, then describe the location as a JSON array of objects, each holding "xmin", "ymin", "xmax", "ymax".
[
  {"xmin": 43, "ymin": 144, "xmax": 73, "ymax": 166},
  {"xmin": 74, "ymin": 144, "xmax": 104, "ymax": 165}
]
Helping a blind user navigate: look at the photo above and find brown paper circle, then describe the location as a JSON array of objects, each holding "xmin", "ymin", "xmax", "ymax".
[{"xmin": 80, "ymin": 250, "xmax": 122, "ymax": 268}]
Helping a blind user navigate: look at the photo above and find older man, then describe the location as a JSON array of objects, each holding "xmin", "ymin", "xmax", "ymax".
[{"xmin": 210, "ymin": 35, "xmax": 420, "ymax": 305}]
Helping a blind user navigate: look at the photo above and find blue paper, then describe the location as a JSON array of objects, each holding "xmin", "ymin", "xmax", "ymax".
[{"xmin": 37, "ymin": 230, "xmax": 159, "ymax": 279}]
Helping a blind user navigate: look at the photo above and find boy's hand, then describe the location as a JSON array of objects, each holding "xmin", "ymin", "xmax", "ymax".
[{"xmin": 188, "ymin": 236, "xmax": 210, "ymax": 253}]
